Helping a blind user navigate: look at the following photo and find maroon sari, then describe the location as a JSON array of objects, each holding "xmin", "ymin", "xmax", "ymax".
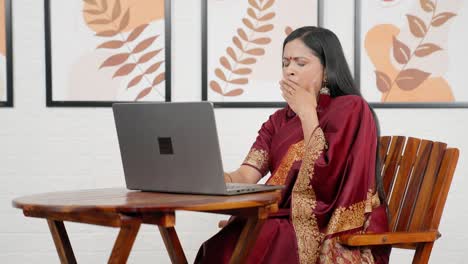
[{"xmin": 195, "ymin": 94, "xmax": 391, "ymax": 264}]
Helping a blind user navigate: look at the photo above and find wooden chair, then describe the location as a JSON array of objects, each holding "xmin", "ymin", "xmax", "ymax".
[
  {"xmin": 338, "ymin": 136, "xmax": 459, "ymax": 264},
  {"xmin": 219, "ymin": 136, "xmax": 459, "ymax": 264}
]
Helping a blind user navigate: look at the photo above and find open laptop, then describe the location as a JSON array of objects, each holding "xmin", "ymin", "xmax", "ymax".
[{"xmin": 112, "ymin": 102, "xmax": 283, "ymax": 195}]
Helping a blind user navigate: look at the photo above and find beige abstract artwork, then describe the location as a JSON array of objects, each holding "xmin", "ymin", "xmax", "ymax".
[
  {"xmin": 359, "ymin": 0, "xmax": 467, "ymax": 105},
  {"xmin": 0, "ymin": 0, "xmax": 6, "ymax": 103},
  {"xmin": 205, "ymin": 0, "xmax": 318, "ymax": 105},
  {"xmin": 47, "ymin": 0, "xmax": 168, "ymax": 106}
]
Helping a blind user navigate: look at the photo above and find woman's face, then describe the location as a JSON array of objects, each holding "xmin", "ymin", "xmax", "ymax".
[{"xmin": 282, "ymin": 38, "xmax": 324, "ymax": 94}]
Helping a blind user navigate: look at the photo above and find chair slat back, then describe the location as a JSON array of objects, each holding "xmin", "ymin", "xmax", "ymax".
[{"xmin": 379, "ymin": 136, "xmax": 459, "ymax": 233}]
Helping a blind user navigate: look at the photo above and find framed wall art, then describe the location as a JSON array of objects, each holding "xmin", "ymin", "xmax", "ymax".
[
  {"xmin": 355, "ymin": 0, "xmax": 468, "ymax": 108},
  {"xmin": 202, "ymin": 0, "xmax": 322, "ymax": 107},
  {"xmin": 0, "ymin": 0, "xmax": 13, "ymax": 107},
  {"xmin": 45, "ymin": 0, "xmax": 171, "ymax": 107}
]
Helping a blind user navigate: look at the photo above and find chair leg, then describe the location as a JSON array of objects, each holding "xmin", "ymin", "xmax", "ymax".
[{"xmin": 413, "ymin": 242, "xmax": 434, "ymax": 264}]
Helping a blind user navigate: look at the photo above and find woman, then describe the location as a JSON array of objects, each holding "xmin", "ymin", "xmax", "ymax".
[{"xmin": 195, "ymin": 26, "xmax": 391, "ymax": 264}]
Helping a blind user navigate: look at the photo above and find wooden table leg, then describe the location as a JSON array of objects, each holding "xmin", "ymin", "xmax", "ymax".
[
  {"xmin": 108, "ymin": 217, "xmax": 141, "ymax": 264},
  {"xmin": 158, "ymin": 226, "xmax": 188, "ymax": 264},
  {"xmin": 47, "ymin": 219, "xmax": 77, "ymax": 264},
  {"xmin": 229, "ymin": 207, "xmax": 269, "ymax": 264}
]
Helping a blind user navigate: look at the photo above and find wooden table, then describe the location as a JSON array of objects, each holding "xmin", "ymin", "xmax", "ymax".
[{"xmin": 12, "ymin": 188, "xmax": 280, "ymax": 264}]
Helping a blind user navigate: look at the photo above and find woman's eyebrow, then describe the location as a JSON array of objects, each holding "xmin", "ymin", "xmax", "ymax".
[{"xmin": 282, "ymin": 56, "xmax": 309, "ymax": 61}]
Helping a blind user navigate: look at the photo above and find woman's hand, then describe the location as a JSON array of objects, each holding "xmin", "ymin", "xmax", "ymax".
[{"xmin": 280, "ymin": 78, "xmax": 317, "ymax": 119}]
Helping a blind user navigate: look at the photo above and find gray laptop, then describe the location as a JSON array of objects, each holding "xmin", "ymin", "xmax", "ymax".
[{"xmin": 112, "ymin": 102, "xmax": 283, "ymax": 195}]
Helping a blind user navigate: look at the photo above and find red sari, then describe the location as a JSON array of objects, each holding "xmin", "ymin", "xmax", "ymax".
[{"xmin": 195, "ymin": 94, "xmax": 391, "ymax": 264}]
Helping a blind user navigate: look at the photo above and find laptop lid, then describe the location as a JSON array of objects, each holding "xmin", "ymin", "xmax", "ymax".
[{"xmin": 112, "ymin": 102, "xmax": 229, "ymax": 195}]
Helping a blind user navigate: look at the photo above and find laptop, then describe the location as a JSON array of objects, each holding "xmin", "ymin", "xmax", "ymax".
[{"xmin": 112, "ymin": 102, "xmax": 283, "ymax": 195}]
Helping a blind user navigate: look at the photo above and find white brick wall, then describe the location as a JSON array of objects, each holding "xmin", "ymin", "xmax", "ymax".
[{"xmin": 0, "ymin": 0, "xmax": 466, "ymax": 263}]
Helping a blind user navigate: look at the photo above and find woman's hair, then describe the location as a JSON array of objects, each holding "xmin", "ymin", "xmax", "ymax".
[{"xmin": 283, "ymin": 26, "xmax": 386, "ymax": 202}]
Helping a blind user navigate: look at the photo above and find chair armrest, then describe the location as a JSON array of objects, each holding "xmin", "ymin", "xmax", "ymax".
[{"xmin": 338, "ymin": 230, "xmax": 440, "ymax": 246}]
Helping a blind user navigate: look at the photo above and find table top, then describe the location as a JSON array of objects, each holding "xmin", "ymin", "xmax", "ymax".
[{"xmin": 12, "ymin": 188, "xmax": 282, "ymax": 214}]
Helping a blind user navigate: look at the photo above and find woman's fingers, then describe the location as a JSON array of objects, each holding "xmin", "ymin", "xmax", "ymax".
[
  {"xmin": 282, "ymin": 79, "xmax": 300, "ymax": 90},
  {"xmin": 280, "ymin": 81, "xmax": 295, "ymax": 95}
]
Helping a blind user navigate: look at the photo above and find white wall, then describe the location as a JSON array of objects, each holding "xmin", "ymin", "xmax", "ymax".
[{"xmin": 0, "ymin": 0, "xmax": 466, "ymax": 263}]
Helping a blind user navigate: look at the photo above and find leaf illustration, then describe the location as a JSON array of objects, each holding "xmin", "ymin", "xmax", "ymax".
[
  {"xmin": 127, "ymin": 24, "xmax": 148, "ymax": 42},
  {"xmin": 233, "ymin": 37, "xmax": 244, "ymax": 51},
  {"xmin": 138, "ymin": 49, "xmax": 162, "ymax": 64},
  {"xmin": 392, "ymin": 36, "xmax": 411, "ymax": 64},
  {"xmin": 431, "ymin": 12, "xmax": 456, "ymax": 27},
  {"xmin": 255, "ymin": 24, "xmax": 273, "ymax": 32},
  {"xmin": 262, "ymin": 0, "xmax": 275, "ymax": 11},
  {"xmin": 238, "ymin": 28, "xmax": 249, "ymax": 41},
  {"xmin": 112, "ymin": 0, "xmax": 121, "ymax": 21},
  {"xmin": 407, "ymin": 15, "xmax": 427, "ymax": 38},
  {"xmin": 395, "ymin": 69, "xmax": 430, "ymax": 90},
  {"xmin": 420, "ymin": 0, "xmax": 435, "ymax": 12},
  {"xmin": 97, "ymin": 40, "xmax": 125, "ymax": 49},
  {"xmin": 145, "ymin": 61, "xmax": 164, "ymax": 74},
  {"xmin": 119, "ymin": 9, "xmax": 130, "ymax": 31},
  {"xmin": 136, "ymin": 87, "xmax": 152, "ymax": 100},
  {"xmin": 100, "ymin": 53, "xmax": 130, "ymax": 68},
  {"xmin": 132, "ymin": 36, "xmax": 158, "ymax": 53},
  {"xmin": 242, "ymin": 18, "xmax": 255, "ymax": 31},
  {"xmin": 259, "ymin": 12, "xmax": 275, "ymax": 21},
  {"xmin": 220, "ymin": 56, "xmax": 232, "ymax": 71},
  {"xmin": 224, "ymin": 89, "xmax": 244, "ymax": 96},
  {"xmin": 215, "ymin": 68, "xmax": 227, "ymax": 82},
  {"xmin": 375, "ymin": 71, "xmax": 392, "ymax": 92},
  {"xmin": 285, "ymin": 26, "xmax": 293, "ymax": 36},
  {"xmin": 113, "ymin": 63, "xmax": 137, "ymax": 78},
  {"xmin": 96, "ymin": 30, "xmax": 119, "ymax": 37},
  {"xmin": 127, "ymin": 74, "xmax": 144, "ymax": 88},
  {"xmin": 83, "ymin": 0, "xmax": 97, "ymax": 5},
  {"xmin": 415, "ymin": 43, "xmax": 442, "ymax": 57},
  {"xmin": 248, "ymin": 0, "xmax": 261, "ymax": 11},
  {"xmin": 88, "ymin": 19, "xmax": 111, "ymax": 25},
  {"xmin": 250, "ymin": 37, "xmax": 271, "ymax": 45},
  {"xmin": 228, "ymin": 78, "xmax": 248, "ymax": 85},
  {"xmin": 210, "ymin": 81, "xmax": 223, "ymax": 95},
  {"xmin": 245, "ymin": 48, "xmax": 264, "ymax": 56},
  {"xmin": 232, "ymin": 68, "xmax": 252, "ymax": 75},
  {"xmin": 247, "ymin": 8, "xmax": 257, "ymax": 20},
  {"xmin": 153, "ymin": 72, "xmax": 165, "ymax": 86},
  {"xmin": 239, "ymin": 57, "xmax": 256, "ymax": 64},
  {"xmin": 211, "ymin": 0, "xmax": 276, "ymax": 98},
  {"xmin": 227, "ymin": 47, "xmax": 238, "ymax": 62}
]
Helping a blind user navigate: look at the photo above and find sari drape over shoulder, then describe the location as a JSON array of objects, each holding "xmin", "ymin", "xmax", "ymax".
[{"xmin": 195, "ymin": 94, "xmax": 391, "ymax": 264}]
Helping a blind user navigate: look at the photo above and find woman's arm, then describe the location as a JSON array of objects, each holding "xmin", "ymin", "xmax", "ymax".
[{"xmin": 224, "ymin": 165, "xmax": 262, "ymax": 184}]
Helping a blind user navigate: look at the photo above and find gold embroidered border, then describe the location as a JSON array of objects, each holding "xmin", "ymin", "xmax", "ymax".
[
  {"xmin": 319, "ymin": 238, "xmax": 375, "ymax": 264},
  {"xmin": 291, "ymin": 127, "xmax": 327, "ymax": 264},
  {"xmin": 243, "ymin": 148, "xmax": 269, "ymax": 175},
  {"xmin": 267, "ymin": 140, "xmax": 304, "ymax": 185},
  {"xmin": 326, "ymin": 190, "xmax": 381, "ymax": 236}
]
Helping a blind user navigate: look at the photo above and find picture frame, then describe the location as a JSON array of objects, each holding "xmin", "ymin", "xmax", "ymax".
[
  {"xmin": 0, "ymin": 0, "xmax": 13, "ymax": 107},
  {"xmin": 202, "ymin": 0, "xmax": 322, "ymax": 108},
  {"xmin": 355, "ymin": 0, "xmax": 468, "ymax": 108},
  {"xmin": 45, "ymin": 0, "xmax": 171, "ymax": 107}
]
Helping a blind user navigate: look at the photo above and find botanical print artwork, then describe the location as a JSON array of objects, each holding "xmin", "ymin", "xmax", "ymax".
[
  {"xmin": 206, "ymin": 0, "xmax": 317, "ymax": 104},
  {"xmin": 49, "ymin": 0, "xmax": 166, "ymax": 103},
  {"xmin": 361, "ymin": 0, "xmax": 466, "ymax": 103},
  {"xmin": 0, "ymin": 0, "xmax": 6, "ymax": 103}
]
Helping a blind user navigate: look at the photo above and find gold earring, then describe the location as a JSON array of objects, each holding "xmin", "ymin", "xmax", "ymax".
[{"xmin": 320, "ymin": 78, "xmax": 330, "ymax": 95}]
